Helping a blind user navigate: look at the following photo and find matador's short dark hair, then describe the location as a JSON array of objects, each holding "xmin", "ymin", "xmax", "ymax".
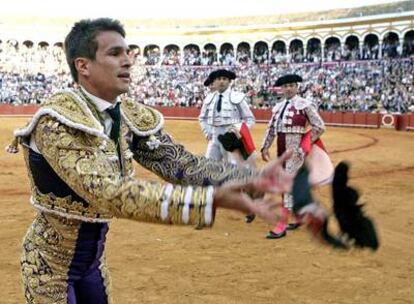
[{"xmin": 64, "ymin": 18, "xmax": 126, "ymax": 82}]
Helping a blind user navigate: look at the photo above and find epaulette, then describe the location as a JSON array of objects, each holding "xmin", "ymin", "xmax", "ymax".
[
  {"xmin": 292, "ymin": 96, "xmax": 312, "ymax": 110},
  {"xmin": 14, "ymin": 90, "xmax": 106, "ymax": 139},
  {"xmin": 121, "ymin": 98, "xmax": 164, "ymax": 137},
  {"xmin": 229, "ymin": 91, "xmax": 246, "ymax": 104},
  {"xmin": 6, "ymin": 89, "xmax": 107, "ymax": 154}
]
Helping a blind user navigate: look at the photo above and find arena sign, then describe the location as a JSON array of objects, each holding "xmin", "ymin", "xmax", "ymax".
[{"xmin": 381, "ymin": 114, "xmax": 395, "ymax": 128}]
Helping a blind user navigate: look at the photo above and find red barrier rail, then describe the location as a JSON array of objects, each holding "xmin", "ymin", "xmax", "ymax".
[
  {"xmin": 1, "ymin": 105, "xmax": 413, "ymax": 131},
  {"xmin": 0, "ymin": 104, "xmax": 40, "ymax": 115}
]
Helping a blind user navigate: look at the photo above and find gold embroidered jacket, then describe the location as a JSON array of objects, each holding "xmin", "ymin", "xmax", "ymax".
[{"xmin": 12, "ymin": 89, "xmax": 256, "ymax": 227}]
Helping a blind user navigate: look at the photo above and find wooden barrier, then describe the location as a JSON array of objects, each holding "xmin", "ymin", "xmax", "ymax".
[
  {"xmin": 1, "ymin": 105, "xmax": 412, "ymax": 131},
  {"xmin": 0, "ymin": 104, "xmax": 39, "ymax": 115},
  {"xmin": 152, "ymin": 106, "xmax": 200, "ymax": 120},
  {"xmin": 408, "ymin": 114, "xmax": 414, "ymax": 131},
  {"xmin": 400, "ymin": 114, "xmax": 414, "ymax": 131},
  {"xmin": 319, "ymin": 111, "xmax": 381, "ymax": 128}
]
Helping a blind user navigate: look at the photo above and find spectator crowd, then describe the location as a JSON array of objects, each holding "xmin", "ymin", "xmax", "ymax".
[{"xmin": 1, "ymin": 40, "xmax": 414, "ymax": 114}]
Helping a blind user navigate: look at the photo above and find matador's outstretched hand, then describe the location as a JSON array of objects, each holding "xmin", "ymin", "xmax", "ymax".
[{"xmin": 213, "ymin": 150, "xmax": 295, "ymax": 226}]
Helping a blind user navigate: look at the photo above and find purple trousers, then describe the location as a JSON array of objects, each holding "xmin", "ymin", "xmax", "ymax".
[
  {"xmin": 21, "ymin": 213, "xmax": 111, "ymax": 304},
  {"xmin": 66, "ymin": 222, "xmax": 109, "ymax": 304}
]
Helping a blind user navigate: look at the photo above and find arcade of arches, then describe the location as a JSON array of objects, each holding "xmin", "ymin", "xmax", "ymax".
[{"xmin": 2, "ymin": 30, "xmax": 414, "ymax": 65}]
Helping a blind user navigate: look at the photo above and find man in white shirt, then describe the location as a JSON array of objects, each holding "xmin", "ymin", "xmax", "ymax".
[
  {"xmin": 261, "ymin": 74, "xmax": 326, "ymax": 239},
  {"xmin": 199, "ymin": 69, "xmax": 255, "ymax": 163}
]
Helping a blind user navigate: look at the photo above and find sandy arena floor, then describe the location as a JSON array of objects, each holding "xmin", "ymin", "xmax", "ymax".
[{"xmin": 0, "ymin": 117, "xmax": 413, "ymax": 304}]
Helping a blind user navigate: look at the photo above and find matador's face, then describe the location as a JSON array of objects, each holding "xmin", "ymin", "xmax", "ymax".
[
  {"xmin": 215, "ymin": 77, "xmax": 231, "ymax": 93},
  {"xmin": 79, "ymin": 30, "xmax": 133, "ymax": 102},
  {"xmin": 281, "ymin": 83, "xmax": 298, "ymax": 100}
]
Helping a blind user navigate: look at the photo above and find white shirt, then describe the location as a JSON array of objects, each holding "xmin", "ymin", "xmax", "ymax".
[
  {"xmin": 81, "ymin": 87, "xmax": 120, "ymax": 136},
  {"xmin": 30, "ymin": 87, "xmax": 120, "ymax": 153},
  {"xmin": 212, "ymin": 87, "xmax": 230, "ymax": 124}
]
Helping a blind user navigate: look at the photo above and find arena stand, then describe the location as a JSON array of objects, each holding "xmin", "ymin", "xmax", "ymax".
[{"xmin": 1, "ymin": 1, "xmax": 414, "ymax": 130}]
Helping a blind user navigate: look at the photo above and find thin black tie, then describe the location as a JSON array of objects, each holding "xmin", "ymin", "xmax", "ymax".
[
  {"xmin": 106, "ymin": 103, "xmax": 124, "ymax": 174},
  {"xmin": 279, "ymin": 99, "xmax": 290, "ymax": 121},
  {"xmin": 216, "ymin": 94, "xmax": 223, "ymax": 112},
  {"xmin": 106, "ymin": 103, "xmax": 121, "ymax": 145}
]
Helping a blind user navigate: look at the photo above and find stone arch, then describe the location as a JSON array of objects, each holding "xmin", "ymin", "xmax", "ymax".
[
  {"xmin": 184, "ymin": 43, "xmax": 200, "ymax": 52},
  {"xmin": 306, "ymin": 37, "xmax": 321, "ymax": 62},
  {"xmin": 271, "ymin": 40, "xmax": 286, "ymax": 54},
  {"xmin": 202, "ymin": 43, "xmax": 217, "ymax": 65},
  {"xmin": 203, "ymin": 43, "xmax": 216, "ymax": 51},
  {"xmin": 270, "ymin": 40, "xmax": 287, "ymax": 63},
  {"xmin": 23, "ymin": 40, "xmax": 34, "ymax": 48},
  {"xmin": 144, "ymin": 44, "xmax": 161, "ymax": 65},
  {"xmin": 253, "ymin": 41, "xmax": 269, "ymax": 64},
  {"xmin": 403, "ymin": 30, "xmax": 414, "ymax": 56},
  {"xmin": 219, "ymin": 42, "xmax": 235, "ymax": 65},
  {"xmin": 38, "ymin": 41, "xmax": 49, "ymax": 48},
  {"xmin": 382, "ymin": 31, "xmax": 400, "ymax": 58},
  {"xmin": 324, "ymin": 36, "xmax": 341, "ymax": 61},
  {"xmin": 162, "ymin": 44, "xmax": 180, "ymax": 65},
  {"xmin": 289, "ymin": 39, "xmax": 304, "ymax": 62},
  {"xmin": 163, "ymin": 44, "xmax": 179, "ymax": 52},
  {"xmin": 362, "ymin": 33, "xmax": 379, "ymax": 59},
  {"xmin": 183, "ymin": 44, "xmax": 201, "ymax": 65},
  {"xmin": 343, "ymin": 35, "xmax": 360, "ymax": 60},
  {"xmin": 323, "ymin": 35, "xmax": 342, "ymax": 44},
  {"xmin": 362, "ymin": 32, "xmax": 380, "ymax": 44},
  {"xmin": 380, "ymin": 30, "xmax": 400, "ymax": 41},
  {"xmin": 236, "ymin": 41, "xmax": 251, "ymax": 63},
  {"xmin": 402, "ymin": 27, "xmax": 414, "ymax": 37},
  {"xmin": 219, "ymin": 42, "xmax": 234, "ymax": 54},
  {"xmin": 344, "ymin": 35, "xmax": 359, "ymax": 50}
]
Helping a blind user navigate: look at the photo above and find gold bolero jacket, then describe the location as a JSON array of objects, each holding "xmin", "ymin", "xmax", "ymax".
[{"xmin": 10, "ymin": 89, "xmax": 255, "ymax": 227}]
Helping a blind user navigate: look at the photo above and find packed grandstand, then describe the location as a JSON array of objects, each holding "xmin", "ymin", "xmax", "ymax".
[{"xmin": 0, "ymin": 0, "xmax": 413, "ymax": 113}]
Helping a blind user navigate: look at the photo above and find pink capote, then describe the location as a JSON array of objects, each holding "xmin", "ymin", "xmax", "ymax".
[{"xmin": 301, "ymin": 131, "xmax": 334, "ymax": 186}]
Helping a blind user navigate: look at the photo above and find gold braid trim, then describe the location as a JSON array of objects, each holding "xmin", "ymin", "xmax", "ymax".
[
  {"xmin": 31, "ymin": 187, "xmax": 113, "ymax": 223},
  {"xmin": 164, "ymin": 185, "xmax": 215, "ymax": 227},
  {"xmin": 99, "ymin": 254, "xmax": 113, "ymax": 304},
  {"xmin": 121, "ymin": 98, "xmax": 164, "ymax": 137},
  {"xmin": 21, "ymin": 213, "xmax": 80, "ymax": 303},
  {"xmin": 33, "ymin": 115, "xmax": 214, "ymax": 227},
  {"xmin": 14, "ymin": 89, "xmax": 107, "ymax": 140}
]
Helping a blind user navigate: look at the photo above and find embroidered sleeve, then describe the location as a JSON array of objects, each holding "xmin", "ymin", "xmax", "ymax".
[
  {"xmin": 130, "ymin": 131, "xmax": 256, "ymax": 187},
  {"xmin": 34, "ymin": 116, "xmax": 215, "ymax": 227},
  {"xmin": 237, "ymin": 100, "xmax": 255, "ymax": 129},
  {"xmin": 304, "ymin": 103, "xmax": 325, "ymax": 142},
  {"xmin": 261, "ymin": 111, "xmax": 277, "ymax": 151}
]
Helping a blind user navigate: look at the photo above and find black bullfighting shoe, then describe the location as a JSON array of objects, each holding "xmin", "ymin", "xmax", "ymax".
[
  {"xmin": 245, "ymin": 214, "xmax": 256, "ymax": 223},
  {"xmin": 286, "ymin": 222, "xmax": 302, "ymax": 230},
  {"xmin": 266, "ymin": 229, "xmax": 287, "ymax": 239}
]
